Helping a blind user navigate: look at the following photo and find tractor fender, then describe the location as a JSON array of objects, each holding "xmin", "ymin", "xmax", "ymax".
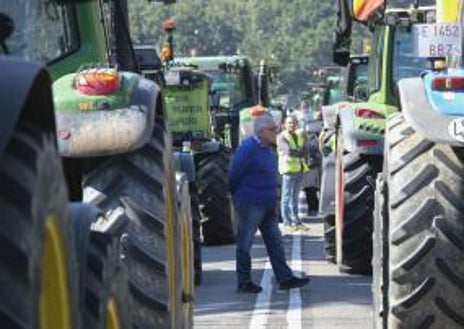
[
  {"xmin": 172, "ymin": 151, "xmax": 196, "ymax": 182},
  {"xmin": 0, "ymin": 56, "xmax": 56, "ymax": 156},
  {"xmin": 338, "ymin": 104, "xmax": 384, "ymax": 154},
  {"xmin": 56, "ymin": 77, "xmax": 161, "ymax": 157},
  {"xmin": 399, "ymin": 77, "xmax": 462, "ymax": 146}
]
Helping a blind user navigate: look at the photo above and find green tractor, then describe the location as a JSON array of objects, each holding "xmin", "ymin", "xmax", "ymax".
[
  {"xmin": 0, "ymin": 43, "xmax": 82, "ymax": 329},
  {"xmin": 133, "ymin": 43, "xmax": 246, "ymax": 248},
  {"xmin": 162, "ymin": 66, "xmax": 237, "ymax": 247},
  {"xmin": 173, "ymin": 55, "xmax": 258, "ymax": 149},
  {"xmin": 317, "ymin": 56, "xmax": 369, "ymax": 262},
  {"xmin": 331, "ymin": 0, "xmax": 434, "ymax": 274},
  {"xmin": 372, "ymin": 0, "xmax": 464, "ymax": 327},
  {"xmin": 315, "ymin": 66, "xmax": 343, "ymax": 108},
  {"xmin": 164, "ymin": 55, "xmax": 273, "ymax": 247},
  {"xmin": 318, "ymin": 56, "xmax": 367, "ymax": 262},
  {"xmin": 0, "ymin": 1, "xmax": 194, "ymax": 328}
]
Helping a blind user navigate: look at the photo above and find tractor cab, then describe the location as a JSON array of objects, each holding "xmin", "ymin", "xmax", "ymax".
[
  {"xmin": 0, "ymin": 1, "xmax": 80, "ymax": 64},
  {"xmin": 174, "ymin": 56, "xmax": 256, "ymax": 148},
  {"xmin": 340, "ymin": 55, "xmax": 369, "ymax": 101}
]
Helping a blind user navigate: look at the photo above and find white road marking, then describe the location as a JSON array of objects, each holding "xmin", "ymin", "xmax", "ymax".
[
  {"xmin": 249, "ymin": 232, "xmax": 304, "ymax": 329},
  {"xmin": 287, "ymin": 232, "xmax": 302, "ymax": 329},
  {"xmin": 249, "ymin": 260, "xmax": 273, "ymax": 328}
]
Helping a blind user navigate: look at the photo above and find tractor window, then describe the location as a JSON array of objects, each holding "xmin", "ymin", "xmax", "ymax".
[
  {"xmin": 392, "ymin": 27, "xmax": 430, "ymax": 83},
  {"xmin": 207, "ymin": 70, "xmax": 248, "ymax": 106},
  {"xmin": 323, "ymin": 81, "xmax": 341, "ymax": 106},
  {"xmin": 347, "ymin": 62, "xmax": 368, "ymax": 97},
  {"xmin": 368, "ymin": 26, "xmax": 384, "ymax": 93},
  {"xmin": 1, "ymin": 0, "xmax": 78, "ymax": 63}
]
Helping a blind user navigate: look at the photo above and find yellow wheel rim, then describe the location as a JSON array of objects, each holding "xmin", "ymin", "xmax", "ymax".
[
  {"xmin": 182, "ymin": 209, "xmax": 193, "ymax": 324},
  {"xmin": 165, "ymin": 175, "xmax": 179, "ymax": 327},
  {"xmin": 40, "ymin": 216, "xmax": 72, "ymax": 329},
  {"xmin": 106, "ymin": 298, "xmax": 121, "ymax": 329}
]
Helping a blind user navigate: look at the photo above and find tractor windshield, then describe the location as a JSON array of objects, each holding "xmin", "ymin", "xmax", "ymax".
[
  {"xmin": 347, "ymin": 62, "xmax": 368, "ymax": 96},
  {"xmin": 392, "ymin": 26, "xmax": 430, "ymax": 84},
  {"xmin": 0, "ymin": 0, "xmax": 78, "ymax": 63},
  {"xmin": 207, "ymin": 70, "xmax": 248, "ymax": 107}
]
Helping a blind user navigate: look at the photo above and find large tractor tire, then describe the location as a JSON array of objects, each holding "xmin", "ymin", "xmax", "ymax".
[
  {"xmin": 176, "ymin": 173, "xmax": 195, "ymax": 329},
  {"xmin": 0, "ymin": 126, "xmax": 79, "ymax": 329},
  {"xmin": 323, "ymin": 214, "xmax": 336, "ymax": 263},
  {"xmin": 83, "ymin": 119, "xmax": 183, "ymax": 329},
  {"xmin": 384, "ymin": 113, "xmax": 464, "ymax": 328},
  {"xmin": 195, "ymin": 148, "xmax": 236, "ymax": 245},
  {"xmin": 189, "ymin": 183, "xmax": 203, "ymax": 286},
  {"xmin": 319, "ymin": 150, "xmax": 337, "ymax": 262},
  {"xmin": 70, "ymin": 204, "xmax": 132, "ymax": 329},
  {"xmin": 335, "ymin": 134, "xmax": 382, "ymax": 274},
  {"xmin": 372, "ymin": 173, "xmax": 388, "ymax": 329}
]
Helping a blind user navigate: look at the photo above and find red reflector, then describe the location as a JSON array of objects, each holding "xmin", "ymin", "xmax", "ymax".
[
  {"xmin": 432, "ymin": 76, "xmax": 464, "ymax": 91},
  {"xmin": 357, "ymin": 140, "xmax": 377, "ymax": 147},
  {"xmin": 354, "ymin": 108, "xmax": 385, "ymax": 119},
  {"xmin": 76, "ymin": 69, "xmax": 120, "ymax": 95}
]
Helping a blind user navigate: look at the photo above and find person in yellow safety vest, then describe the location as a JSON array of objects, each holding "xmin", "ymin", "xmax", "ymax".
[{"xmin": 277, "ymin": 115, "xmax": 310, "ymax": 229}]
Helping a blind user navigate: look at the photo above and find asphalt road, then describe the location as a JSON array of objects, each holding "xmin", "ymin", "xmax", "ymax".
[{"xmin": 193, "ymin": 216, "xmax": 373, "ymax": 329}]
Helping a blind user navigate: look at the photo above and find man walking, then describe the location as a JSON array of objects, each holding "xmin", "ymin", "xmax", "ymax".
[
  {"xmin": 277, "ymin": 115, "xmax": 309, "ymax": 228},
  {"xmin": 229, "ymin": 111, "xmax": 309, "ymax": 293}
]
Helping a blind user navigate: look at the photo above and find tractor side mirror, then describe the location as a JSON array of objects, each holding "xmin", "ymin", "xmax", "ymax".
[
  {"xmin": 333, "ymin": 50, "xmax": 350, "ymax": 66},
  {"xmin": 133, "ymin": 46, "xmax": 162, "ymax": 71}
]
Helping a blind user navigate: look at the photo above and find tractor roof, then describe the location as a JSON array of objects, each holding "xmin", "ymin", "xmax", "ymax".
[
  {"xmin": 351, "ymin": 54, "xmax": 369, "ymax": 59},
  {"xmin": 166, "ymin": 66, "xmax": 212, "ymax": 84},
  {"xmin": 174, "ymin": 55, "xmax": 252, "ymax": 70}
]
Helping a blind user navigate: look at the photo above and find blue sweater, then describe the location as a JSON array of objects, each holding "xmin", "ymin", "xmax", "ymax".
[{"xmin": 228, "ymin": 136, "xmax": 277, "ymax": 206}]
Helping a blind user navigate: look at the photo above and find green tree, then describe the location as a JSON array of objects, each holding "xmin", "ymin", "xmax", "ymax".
[{"xmin": 128, "ymin": 0, "xmax": 344, "ymax": 95}]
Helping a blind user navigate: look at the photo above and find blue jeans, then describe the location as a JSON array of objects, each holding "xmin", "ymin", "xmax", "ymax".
[
  {"xmin": 235, "ymin": 201, "xmax": 294, "ymax": 286},
  {"xmin": 281, "ymin": 173, "xmax": 304, "ymax": 225}
]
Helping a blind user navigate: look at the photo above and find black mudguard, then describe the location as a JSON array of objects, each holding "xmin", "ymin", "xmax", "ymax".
[
  {"xmin": 0, "ymin": 56, "xmax": 56, "ymax": 156},
  {"xmin": 399, "ymin": 77, "xmax": 462, "ymax": 146}
]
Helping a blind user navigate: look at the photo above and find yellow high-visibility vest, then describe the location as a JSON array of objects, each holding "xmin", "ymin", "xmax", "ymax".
[{"xmin": 278, "ymin": 131, "xmax": 310, "ymax": 174}]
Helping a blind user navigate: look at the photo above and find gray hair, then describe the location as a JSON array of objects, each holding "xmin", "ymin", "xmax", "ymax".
[
  {"xmin": 254, "ymin": 112, "xmax": 275, "ymax": 134},
  {"xmin": 284, "ymin": 115, "xmax": 299, "ymax": 124}
]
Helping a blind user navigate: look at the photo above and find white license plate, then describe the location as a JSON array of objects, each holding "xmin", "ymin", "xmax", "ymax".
[
  {"xmin": 165, "ymin": 70, "xmax": 181, "ymax": 85},
  {"xmin": 413, "ymin": 23, "xmax": 462, "ymax": 57}
]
